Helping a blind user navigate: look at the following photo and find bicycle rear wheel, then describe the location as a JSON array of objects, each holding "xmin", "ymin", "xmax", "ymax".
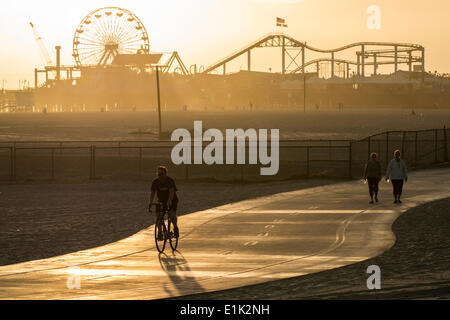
[
  {"xmin": 168, "ymin": 220, "xmax": 178, "ymax": 251},
  {"xmin": 155, "ymin": 221, "xmax": 167, "ymax": 253}
]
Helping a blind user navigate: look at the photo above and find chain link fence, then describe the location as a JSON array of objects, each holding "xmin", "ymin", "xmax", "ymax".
[{"xmin": 0, "ymin": 127, "xmax": 448, "ymax": 183}]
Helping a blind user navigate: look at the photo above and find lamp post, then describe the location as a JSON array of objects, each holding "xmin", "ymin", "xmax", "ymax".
[
  {"xmin": 155, "ymin": 65, "xmax": 162, "ymax": 137},
  {"xmin": 303, "ymin": 73, "xmax": 306, "ymax": 113}
]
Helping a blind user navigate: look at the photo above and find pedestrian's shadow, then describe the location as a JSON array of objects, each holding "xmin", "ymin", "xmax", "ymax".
[{"xmin": 158, "ymin": 250, "xmax": 206, "ymax": 297}]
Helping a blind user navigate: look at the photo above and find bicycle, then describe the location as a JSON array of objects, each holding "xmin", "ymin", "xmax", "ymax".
[{"xmin": 149, "ymin": 202, "xmax": 178, "ymax": 253}]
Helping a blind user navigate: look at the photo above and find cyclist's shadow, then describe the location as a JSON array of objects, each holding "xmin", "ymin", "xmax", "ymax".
[{"xmin": 158, "ymin": 250, "xmax": 206, "ymax": 296}]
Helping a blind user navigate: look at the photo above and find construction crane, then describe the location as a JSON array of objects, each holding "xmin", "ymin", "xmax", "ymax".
[{"xmin": 29, "ymin": 22, "xmax": 54, "ymax": 66}]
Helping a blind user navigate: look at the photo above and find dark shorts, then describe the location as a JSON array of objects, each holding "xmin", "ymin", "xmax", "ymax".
[
  {"xmin": 367, "ymin": 177, "xmax": 380, "ymax": 195},
  {"xmin": 168, "ymin": 199, "xmax": 178, "ymax": 213},
  {"xmin": 391, "ymin": 179, "xmax": 404, "ymax": 195},
  {"xmin": 157, "ymin": 199, "xmax": 178, "ymax": 215}
]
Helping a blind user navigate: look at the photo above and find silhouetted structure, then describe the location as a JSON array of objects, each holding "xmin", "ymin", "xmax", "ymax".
[{"xmin": 21, "ymin": 8, "xmax": 450, "ymax": 112}]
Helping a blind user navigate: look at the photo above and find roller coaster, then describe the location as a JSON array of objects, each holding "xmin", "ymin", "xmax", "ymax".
[
  {"xmin": 32, "ymin": 7, "xmax": 427, "ymax": 89},
  {"xmin": 202, "ymin": 32, "xmax": 425, "ymax": 78}
]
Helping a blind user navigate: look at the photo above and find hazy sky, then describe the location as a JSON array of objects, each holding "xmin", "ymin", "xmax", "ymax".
[{"xmin": 1, "ymin": 0, "xmax": 449, "ymax": 88}]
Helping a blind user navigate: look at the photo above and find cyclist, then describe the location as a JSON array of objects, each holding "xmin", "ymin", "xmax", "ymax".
[{"xmin": 149, "ymin": 166, "xmax": 179, "ymax": 240}]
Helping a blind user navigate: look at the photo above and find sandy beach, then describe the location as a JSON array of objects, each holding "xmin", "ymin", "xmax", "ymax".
[{"xmin": 0, "ymin": 109, "xmax": 449, "ymax": 141}]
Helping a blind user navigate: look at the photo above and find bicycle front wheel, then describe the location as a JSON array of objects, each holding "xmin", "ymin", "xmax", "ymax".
[
  {"xmin": 155, "ymin": 221, "xmax": 167, "ymax": 253},
  {"xmin": 168, "ymin": 220, "xmax": 178, "ymax": 251}
]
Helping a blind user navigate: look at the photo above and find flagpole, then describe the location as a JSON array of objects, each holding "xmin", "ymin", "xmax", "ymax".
[{"xmin": 304, "ymin": 74, "xmax": 306, "ymax": 113}]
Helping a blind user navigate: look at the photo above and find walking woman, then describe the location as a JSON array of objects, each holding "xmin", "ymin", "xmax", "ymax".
[
  {"xmin": 364, "ymin": 152, "xmax": 382, "ymax": 203},
  {"xmin": 385, "ymin": 150, "xmax": 408, "ymax": 204}
]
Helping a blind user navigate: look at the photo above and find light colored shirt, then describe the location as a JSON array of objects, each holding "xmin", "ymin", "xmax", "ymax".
[{"xmin": 385, "ymin": 159, "xmax": 408, "ymax": 180}]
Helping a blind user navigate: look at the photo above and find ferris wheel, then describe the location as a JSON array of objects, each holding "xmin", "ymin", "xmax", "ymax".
[{"xmin": 72, "ymin": 7, "xmax": 150, "ymax": 66}]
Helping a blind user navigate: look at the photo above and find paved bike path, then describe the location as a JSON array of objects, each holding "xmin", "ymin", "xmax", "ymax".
[{"xmin": 1, "ymin": 168, "xmax": 449, "ymax": 299}]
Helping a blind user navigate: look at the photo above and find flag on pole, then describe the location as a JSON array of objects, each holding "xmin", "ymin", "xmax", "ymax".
[{"xmin": 276, "ymin": 17, "xmax": 288, "ymax": 27}]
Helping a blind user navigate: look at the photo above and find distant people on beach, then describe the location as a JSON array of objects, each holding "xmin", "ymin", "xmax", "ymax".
[
  {"xmin": 364, "ymin": 152, "xmax": 382, "ymax": 204},
  {"xmin": 385, "ymin": 150, "xmax": 408, "ymax": 204},
  {"xmin": 411, "ymin": 109, "xmax": 416, "ymax": 116},
  {"xmin": 338, "ymin": 103, "xmax": 344, "ymax": 111},
  {"xmin": 315, "ymin": 104, "xmax": 319, "ymax": 111}
]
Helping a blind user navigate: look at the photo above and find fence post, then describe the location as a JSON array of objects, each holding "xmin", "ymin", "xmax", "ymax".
[
  {"xmin": 9, "ymin": 146, "xmax": 15, "ymax": 182},
  {"xmin": 89, "ymin": 145, "xmax": 96, "ymax": 180},
  {"xmin": 306, "ymin": 146, "xmax": 310, "ymax": 177},
  {"xmin": 93, "ymin": 145, "xmax": 96, "ymax": 179},
  {"xmin": 13, "ymin": 146, "xmax": 16, "ymax": 181},
  {"xmin": 51, "ymin": 147, "xmax": 55, "ymax": 180},
  {"xmin": 435, "ymin": 129, "xmax": 438, "ymax": 163},
  {"xmin": 385, "ymin": 131, "xmax": 389, "ymax": 167},
  {"xmin": 401, "ymin": 131, "xmax": 405, "ymax": 158},
  {"xmin": 444, "ymin": 125, "xmax": 448, "ymax": 162},
  {"xmin": 9, "ymin": 147, "xmax": 12, "ymax": 181},
  {"xmin": 329, "ymin": 140, "xmax": 332, "ymax": 160},
  {"xmin": 138, "ymin": 147, "xmax": 142, "ymax": 179},
  {"xmin": 89, "ymin": 146, "xmax": 92, "ymax": 179},
  {"xmin": 348, "ymin": 142, "xmax": 352, "ymax": 178},
  {"xmin": 414, "ymin": 131, "xmax": 418, "ymax": 164}
]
